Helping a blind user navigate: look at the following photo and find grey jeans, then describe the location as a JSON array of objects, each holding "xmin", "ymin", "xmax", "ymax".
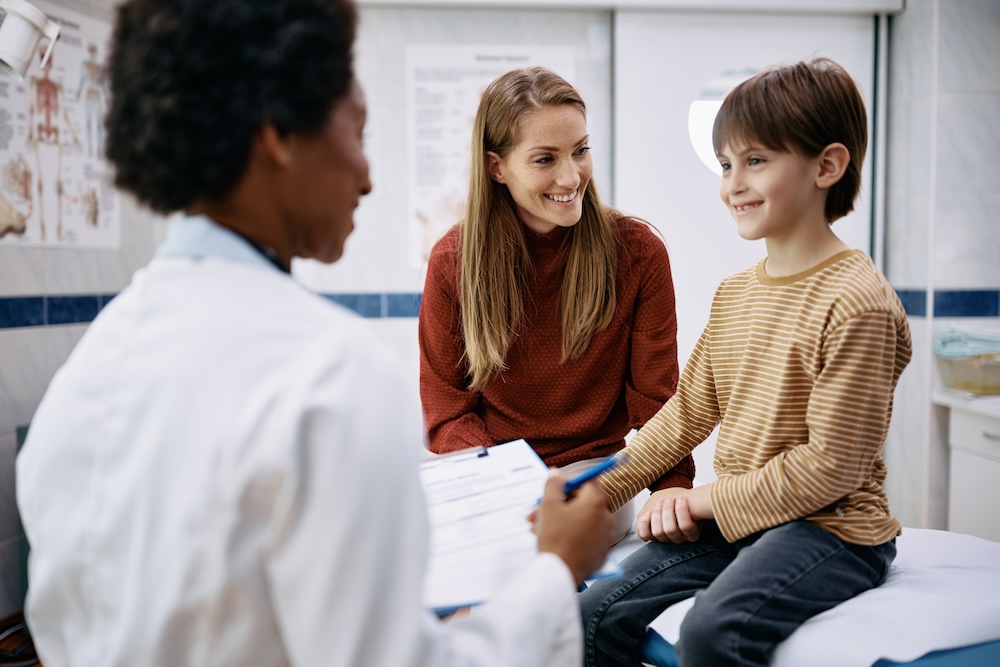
[{"xmin": 579, "ymin": 519, "xmax": 896, "ymax": 667}]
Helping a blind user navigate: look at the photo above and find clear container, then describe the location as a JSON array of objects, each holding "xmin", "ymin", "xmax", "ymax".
[{"xmin": 937, "ymin": 354, "xmax": 1000, "ymax": 395}]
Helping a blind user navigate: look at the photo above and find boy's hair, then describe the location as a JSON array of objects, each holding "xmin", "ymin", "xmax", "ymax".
[{"xmin": 712, "ymin": 57, "xmax": 867, "ymax": 223}]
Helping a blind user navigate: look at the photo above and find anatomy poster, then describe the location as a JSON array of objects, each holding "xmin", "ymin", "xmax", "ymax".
[
  {"xmin": 406, "ymin": 46, "xmax": 574, "ymax": 267},
  {"xmin": 0, "ymin": 0, "xmax": 120, "ymax": 248}
]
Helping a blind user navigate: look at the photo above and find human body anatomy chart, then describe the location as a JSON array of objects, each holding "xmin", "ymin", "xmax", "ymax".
[{"xmin": 0, "ymin": 0, "xmax": 119, "ymax": 248}]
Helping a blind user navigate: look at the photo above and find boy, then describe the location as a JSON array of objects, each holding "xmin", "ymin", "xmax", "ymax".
[{"xmin": 579, "ymin": 58, "xmax": 912, "ymax": 667}]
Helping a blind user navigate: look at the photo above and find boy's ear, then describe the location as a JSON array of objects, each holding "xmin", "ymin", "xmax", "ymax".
[
  {"xmin": 486, "ymin": 151, "xmax": 505, "ymax": 184},
  {"xmin": 815, "ymin": 142, "xmax": 850, "ymax": 189}
]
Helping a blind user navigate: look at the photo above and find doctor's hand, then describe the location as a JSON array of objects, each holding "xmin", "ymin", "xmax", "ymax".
[
  {"xmin": 636, "ymin": 485, "xmax": 713, "ymax": 544},
  {"xmin": 533, "ymin": 470, "xmax": 616, "ymax": 586}
]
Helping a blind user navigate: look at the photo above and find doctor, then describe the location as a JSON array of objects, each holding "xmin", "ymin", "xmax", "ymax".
[{"xmin": 15, "ymin": 1, "xmax": 615, "ymax": 665}]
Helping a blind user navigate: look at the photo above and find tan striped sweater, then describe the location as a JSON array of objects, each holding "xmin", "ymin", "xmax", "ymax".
[{"xmin": 599, "ymin": 250, "xmax": 912, "ymax": 545}]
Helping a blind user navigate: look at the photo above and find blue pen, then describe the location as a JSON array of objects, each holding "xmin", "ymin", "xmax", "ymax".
[{"xmin": 562, "ymin": 454, "xmax": 626, "ymax": 495}]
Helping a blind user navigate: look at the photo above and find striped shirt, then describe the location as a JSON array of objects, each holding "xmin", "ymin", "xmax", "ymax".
[{"xmin": 600, "ymin": 250, "xmax": 912, "ymax": 545}]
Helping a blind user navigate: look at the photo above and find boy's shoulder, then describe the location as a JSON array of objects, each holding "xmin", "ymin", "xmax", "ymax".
[
  {"xmin": 717, "ymin": 251, "xmax": 903, "ymax": 314},
  {"xmin": 820, "ymin": 251, "xmax": 900, "ymax": 310}
]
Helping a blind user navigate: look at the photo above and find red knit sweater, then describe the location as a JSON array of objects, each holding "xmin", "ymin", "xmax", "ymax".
[{"xmin": 419, "ymin": 217, "xmax": 695, "ymax": 490}]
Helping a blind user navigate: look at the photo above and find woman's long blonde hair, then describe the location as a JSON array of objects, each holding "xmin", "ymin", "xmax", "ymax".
[{"xmin": 461, "ymin": 67, "xmax": 618, "ymax": 391}]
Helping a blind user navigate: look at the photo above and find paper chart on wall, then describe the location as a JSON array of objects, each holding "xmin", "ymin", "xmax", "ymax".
[
  {"xmin": 405, "ymin": 45, "xmax": 575, "ymax": 268},
  {"xmin": 0, "ymin": 0, "xmax": 120, "ymax": 248}
]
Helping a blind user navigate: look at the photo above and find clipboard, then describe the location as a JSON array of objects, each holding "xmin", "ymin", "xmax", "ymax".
[{"xmin": 420, "ymin": 439, "xmax": 622, "ymax": 615}]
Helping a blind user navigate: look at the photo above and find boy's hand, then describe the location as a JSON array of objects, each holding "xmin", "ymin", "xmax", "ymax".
[
  {"xmin": 534, "ymin": 470, "xmax": 616, "ymax": 586},
  {"xmin": 636, "ymin": 485, "xmax": 714, "ymax": 544}
]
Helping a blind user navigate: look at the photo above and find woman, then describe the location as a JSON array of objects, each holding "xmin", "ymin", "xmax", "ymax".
[
  {"xmin": 16, "ymin": 3, "xmax": 614, "ymax": 665},
  {"xmin": 419, "ymin": 67, "xmax": 695, "ymax": 540}
]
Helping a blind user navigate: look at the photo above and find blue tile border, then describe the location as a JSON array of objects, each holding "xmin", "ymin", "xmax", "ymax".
[
  {"xmin": 323, "ymin": 293, "xmax": 382, "ymax": 318},
  {"xmin": 1, "ymin": 289, "xmax": 997, "ymax": 329},
  {"xmin": 0, "ymin": 297, "xmax": 44, "ymax": 328},
  {"xmin": 48, "ymin": 295, "xmax": 101, "ymax": 325},
  {"xmin": 895, "ymin": 290, "xmax": 927, "ymax": 318},
  {"xmin": 0, "ymin": 291, "xmax": 426, "ymax": 329},
  {"xmin": 386, "ymin": 292, "xmax": 422, "ymax": 318},
  {"xmin": 933, "ymin": 289, "xmax": 1000, "ymax": 318},
  {"xmin": 895, "ymin": 289, "xmax": 999, "ymax": 318}
]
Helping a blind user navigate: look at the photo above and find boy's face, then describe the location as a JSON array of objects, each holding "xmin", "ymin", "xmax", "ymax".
[{"xmin": 717, "ymin": 142, "xmax": 827, "ymax": 242}]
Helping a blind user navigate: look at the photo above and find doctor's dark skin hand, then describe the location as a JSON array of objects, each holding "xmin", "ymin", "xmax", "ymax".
[{"xmin": 531, "ymin": 471, "xmax": 617, "ymax": 585}]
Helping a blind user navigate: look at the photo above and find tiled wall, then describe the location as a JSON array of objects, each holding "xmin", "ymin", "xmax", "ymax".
[{"xmin": 882, "ymin": 0, "xmax": 1000, "ymax": 530}]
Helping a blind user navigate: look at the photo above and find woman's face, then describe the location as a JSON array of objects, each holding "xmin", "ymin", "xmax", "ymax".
[
  {"xmin": 487, "ymin": 104, "xmax": 593, "ymax": 235},
  {"xmin": 282, "ymin": 78, "xmax": 372, "ymax": 264}
]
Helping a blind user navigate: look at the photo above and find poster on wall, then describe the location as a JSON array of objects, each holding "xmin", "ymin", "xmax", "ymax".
[
  {"xmin": 0, "ymin": 0, "xmax": 120, "ymax": 249},
  {"xmin": 406, "ymin": 45, "xmax": 575, "ymax": 268}
]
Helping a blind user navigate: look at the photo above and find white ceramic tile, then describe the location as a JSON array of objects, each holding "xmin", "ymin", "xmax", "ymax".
[
  {"xmin": 0, "ymin": 329, "xmax": 56, "ymax": 433},
  {"xmin": 939, "ymin": 0, "xmax": 1000, "ymax": 93},
  {"xmin": 909, "ymin": 319, "xmax": 948, "ymax": 530},
  {"xmin": 883, "ymin": 316, "xmax": 933, "ymax": 527},
  {"xmin": 885, "ymin": 100, "xmax": 909, "ymax": 195},
  {"xmin": 885, "ymin": 192, "xmax": 931, "ymax": 288},
  {"xmin": 0, "ymin": 246, "xmax": 47, "ymax": 297},
  {"xmin": 294, "ymin": 196, "xmax": 427, "ymax": 294},
  {"xmin": 933, "ymin": 192, "xmax": 1000, "ymax": 289},
  {"xmin": 369, "ymin": 318, "xmax": 421, "ymax": 404},
  {"xmin": 0, "ymin": 325, "xmax": 87, "ymax": 434},
  {"xmin": 886, "ymin": 97, "xmax": 933, "ymax": 195},
  {"xmin": 925, "ymin": 402, "xmax": 950, "ymax": 529},
  {"xmin": 936, "ymin": 93, "xmax": 1000, "ymax": 191},
  {"xmin": 888, "ymin": 0, "xmax": 936, "ymax": 101}
]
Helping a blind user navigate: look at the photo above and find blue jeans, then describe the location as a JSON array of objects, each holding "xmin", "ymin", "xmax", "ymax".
[{"xmin": 579, "ymin": 520, "xmax": 896, "ymax": 667}]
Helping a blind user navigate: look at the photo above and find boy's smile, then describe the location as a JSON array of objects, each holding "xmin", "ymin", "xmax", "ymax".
[{"xmin": 717, "ymin": 143, "xmax": 827, "ymax": 244}]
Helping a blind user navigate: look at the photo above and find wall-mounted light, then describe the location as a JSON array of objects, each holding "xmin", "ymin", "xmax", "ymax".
[
  {"xmin": 687, "ymin": 68, "xmax": 757, "ymax": 176},
  {"xmin": 0, "ymin": 0, "xmax": 60, "ymax": 79}
]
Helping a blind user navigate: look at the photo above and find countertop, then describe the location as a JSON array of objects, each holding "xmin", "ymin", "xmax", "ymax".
[{"xmin": 933, "ymin": 388, "xmax": 1000, "ymax": 420}]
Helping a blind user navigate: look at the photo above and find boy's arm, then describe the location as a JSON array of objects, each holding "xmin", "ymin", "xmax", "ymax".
[
  {"xmin": 711, "ymin": 310, "xmax": 904, "ymax": 542},
  {"xmin": 624, "ymin": 228, "xmax": 696, "ymax": 491},
  {"xmin": 599, "ymin": 325, "xmax": 721, "ymax": 511}
]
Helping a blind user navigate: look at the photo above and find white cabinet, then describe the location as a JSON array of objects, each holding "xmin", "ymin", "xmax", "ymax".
[{"xmin": 946, "ymin": 407, "xmax": 1000, "ymax": 542}]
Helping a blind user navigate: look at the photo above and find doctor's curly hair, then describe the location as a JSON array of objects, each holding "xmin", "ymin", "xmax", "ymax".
[{"xmin": 104, "ymin": 0, "xmax": 357, "ymax": 214}]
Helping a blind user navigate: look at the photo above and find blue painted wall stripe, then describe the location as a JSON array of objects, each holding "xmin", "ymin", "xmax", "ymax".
[{"xmin": 1, "ymin": 289, "xmax": 998, "ymax": 329}]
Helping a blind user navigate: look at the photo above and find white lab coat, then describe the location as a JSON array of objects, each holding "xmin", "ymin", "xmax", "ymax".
[{"xmin": 16, "ymin": 216, "xmax": 582, "ymax": 667}]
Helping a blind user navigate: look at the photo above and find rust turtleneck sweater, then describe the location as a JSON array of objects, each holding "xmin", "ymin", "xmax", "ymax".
[{"xmin": 419, "ymin": 217, "xmax": 694, "ymax": 490}]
